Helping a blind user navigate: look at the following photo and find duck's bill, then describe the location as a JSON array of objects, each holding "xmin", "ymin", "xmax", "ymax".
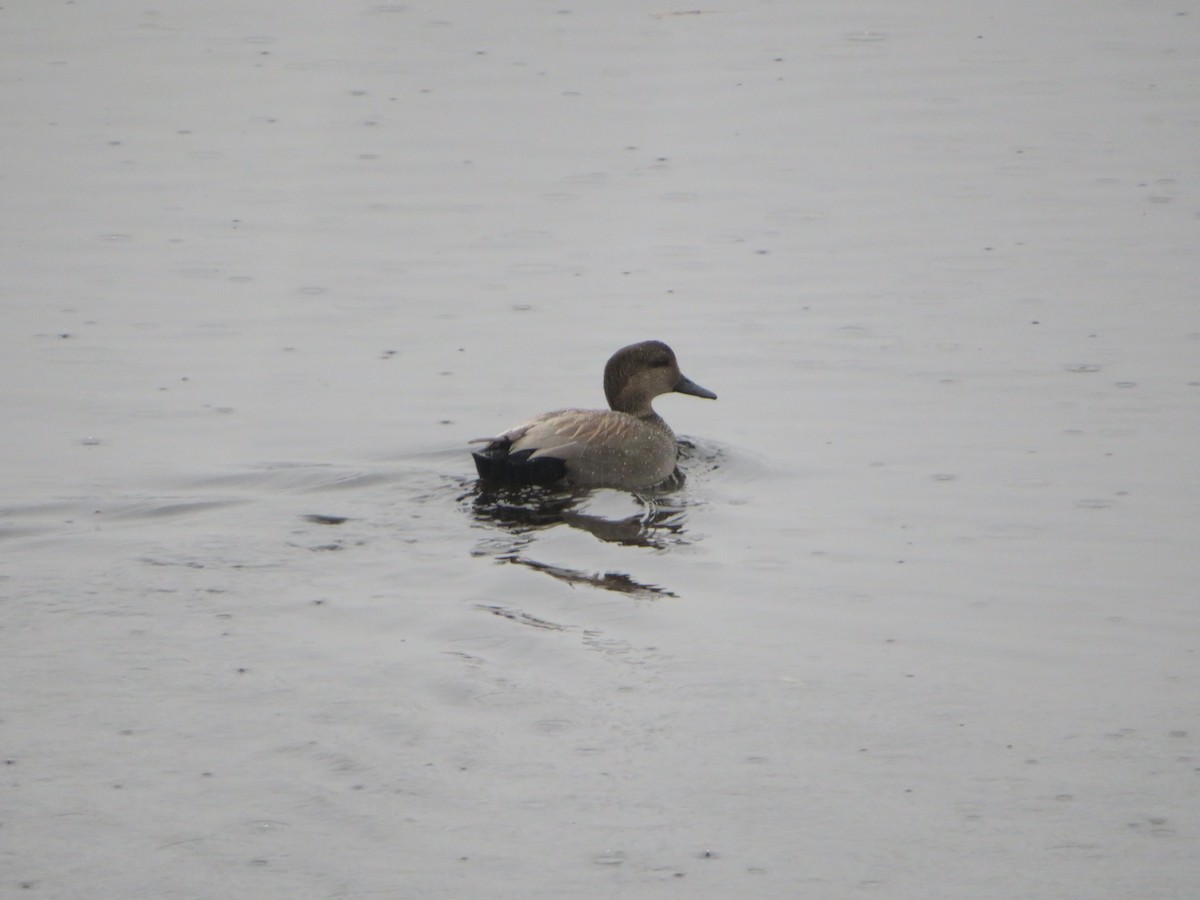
[{"xmin": 674, "ymin": 375, "xmax": 717, "ymax": 400}]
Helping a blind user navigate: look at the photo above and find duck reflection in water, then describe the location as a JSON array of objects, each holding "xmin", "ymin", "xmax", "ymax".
[{"xmin": 464, "ymin": 481, "xmax": 693, "ymax": 599}]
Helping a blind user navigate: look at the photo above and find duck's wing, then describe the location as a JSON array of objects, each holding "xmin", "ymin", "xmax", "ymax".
[
  {"xmin": 471, "ymin": 409, "xmax": 623, "ymax": 461},
  {"xmin": 517, "ymin": 409, "xmax": 636, "ymax": 460}
]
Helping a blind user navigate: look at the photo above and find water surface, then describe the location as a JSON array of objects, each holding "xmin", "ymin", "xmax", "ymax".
[{"xmin": 3, "ymin": 2, "xmax": 1198, "ymax": 897}]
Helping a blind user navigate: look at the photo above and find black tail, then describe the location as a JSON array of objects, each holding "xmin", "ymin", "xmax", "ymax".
[{"xmin": 472, "ymin": 444, "xmax": 568, "ymax": 486}]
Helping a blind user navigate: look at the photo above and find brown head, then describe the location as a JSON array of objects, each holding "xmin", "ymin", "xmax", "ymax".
[{"xmin": 602, "ymin": 340, "xmax": 717, "ymax": 417}]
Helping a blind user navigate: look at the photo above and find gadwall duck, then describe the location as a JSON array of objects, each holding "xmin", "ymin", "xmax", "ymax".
[{"xmin": 470, "ymin": 340, "xmax": 716, "ymax": 489}]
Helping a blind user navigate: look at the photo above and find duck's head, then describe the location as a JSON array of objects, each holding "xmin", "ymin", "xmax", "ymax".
[{"xmin": 603, "ymin": 340, "xmax": 717, "ymax": 416}]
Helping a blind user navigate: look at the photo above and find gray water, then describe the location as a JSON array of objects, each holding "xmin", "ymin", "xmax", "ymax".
[{"xmin": 3, "ymin": 2, "xmax": 1198, "ymax": 898}]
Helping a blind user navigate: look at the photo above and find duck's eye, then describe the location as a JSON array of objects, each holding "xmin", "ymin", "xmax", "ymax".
[{"xmin": 650, "ymin": 357, "xmax": 672, "ymax": 368}]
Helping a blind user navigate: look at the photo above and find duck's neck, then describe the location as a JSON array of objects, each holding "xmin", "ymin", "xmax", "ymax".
[{"xmin": 612, "ymin": 400, "xmax": 665, "ymax": 426}]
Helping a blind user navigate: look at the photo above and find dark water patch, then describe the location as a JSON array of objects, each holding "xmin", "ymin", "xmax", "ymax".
[
  {"xmin": 497, "ymin": 555, "xmax": 678, "ymax": 600},
  {"xmin": 291, "ymin": 540, "xmax": 349, "ymax": 552},
  {"xmin": 106, "ymin": 499, "xmax": 250, "ymax": 521},
  {"xmin": 476, "ymin": 603, "xmax": 570, "ymax": 631},
  {"xmin": 137, "ymin": 553, "xmax": 281, "ymax": 571},
  {"xmin": 302, "ymin": 513, "xmax": 349, "ymax": 525}
]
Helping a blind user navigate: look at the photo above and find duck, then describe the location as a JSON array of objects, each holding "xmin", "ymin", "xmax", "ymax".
[{"xmin": 470, "ymin": 340, "xmax": 717, "ymax": 489}]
